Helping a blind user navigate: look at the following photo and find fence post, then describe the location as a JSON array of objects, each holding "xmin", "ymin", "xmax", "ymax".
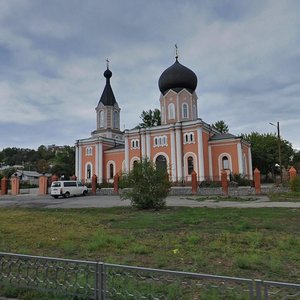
[
  {"xmin": 113, "ymin": 174, "xmax": 119, "ymax": 194},
  {"xmin": 221, "ymin": 170, "xmax": 228, "ymax": 196},
  {"xmin": 254, "ymin": 168, "xmax": 261, "ymax": 194},
  {"xmin": 92, "ymin": 174, "xmax": 98, "ymax": 195},
  {"xmin": 71, "ymin": 174, "xmax": 77, "ymax": 181},
  {"xmin": 289, "ymin": 166, "xmax": 297, "ymax": 180},
  {"xmin": 255, "ymin": 279, "xmax": 262, "ymax": 300},
  {"xmin": 38, "ymin": 175, "xmax": 48, "ymax": 195},
  {"xmin": 1, "ymin": 176, "xmax": 8, "ymax": 195},
  {"xmin": 11, "ymin": 174, "xmax": 20, "ymax": 196},
  {"xmin": 191, "ymin": 171, "xmax": 197, "ymax": 194}
]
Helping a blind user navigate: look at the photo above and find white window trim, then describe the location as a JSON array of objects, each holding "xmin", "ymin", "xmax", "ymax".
[
  {"xmin": 218, "ymin": 153, "xmax": 233, "ymax": 178},
  {"xmin": 99, "ymin": 110, "xmax": 104, "ymax": 128},
  {"xmin": 153, "ymin": 135, "xmax": 168, "ymax": 147},
  {"xmin": 106, "ymin": 160, "xmax": 116, "ymax": 181},
  {"xmin": 168, "ymin": 103, "xmax": 175, "ymax": 120},
  {"xmin": 85, "ymin": 162, "xmax": 93, "ymax": 181},
  {"xmin": 183, "ymin": 152, "xmax": 198, "ymax": 180},
  {"xmin": 182, "ymin": 102, "xmax": 189, "ymax": 119},
  {"xmin": 153, "ymin": 152, "xmax": 170, "ymax": 171},
  {"xmin": 86, "ymin": 147, "xmax": 93, "ymax": 156},
  {"xmin": 130, "ymin": 156, "xmax": 140, "ymax": 171},
  {"xmin": 130, "ymin": 139, "xmax": 140, "ymax": 149},
  {"xmin": 183, "ymin": 132, "xmax": 195, "ymax": 144}
]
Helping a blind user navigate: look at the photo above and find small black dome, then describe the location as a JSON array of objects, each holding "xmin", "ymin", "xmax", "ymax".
[
  {"xmin": 158, "ymin": 59, "xmax": 197, "ymax": 95},
  {"xmin": 104, "ymin": 68, "xmax": 112, "ymax": 78}
]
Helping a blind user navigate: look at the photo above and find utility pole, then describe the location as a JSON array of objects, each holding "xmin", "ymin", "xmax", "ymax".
[{"xmin": 269, "ymin": 122, "xmax": 282, "ymax": 183}]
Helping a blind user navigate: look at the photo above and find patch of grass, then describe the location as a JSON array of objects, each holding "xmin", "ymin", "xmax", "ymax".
[
  {"xmin": 186, "ymin": 196, "xmax": 258, "ymax": 202},
  {"xmin": 0, "ymin": 207, "xmax": 299, "ymax": 285},
  {"xmin": 268, "ymin": 192, "xmax": 300, "ymax": 202}
]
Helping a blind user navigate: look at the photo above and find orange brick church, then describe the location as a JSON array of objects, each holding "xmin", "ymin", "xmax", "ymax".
[{"xmin": 75, "ymin": 55, "xmax": 253, "ymax": 183}]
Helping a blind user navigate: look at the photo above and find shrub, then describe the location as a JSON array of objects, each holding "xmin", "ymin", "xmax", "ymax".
[
  {"xmin": 121, "ymin": 159, "xmax": 171, "ymax": 210},
  {"xmin": 232, "ymin": 173, "xmax": 252, "ymax": 186},
  {"xmin": 289, "ymin": 175, "xmax": 300, "ymax": 192}
]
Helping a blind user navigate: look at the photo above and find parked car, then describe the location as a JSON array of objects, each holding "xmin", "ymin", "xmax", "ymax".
[{"xmin": 50, "ymin": 181, "xmax": 88, "ymax": 198}]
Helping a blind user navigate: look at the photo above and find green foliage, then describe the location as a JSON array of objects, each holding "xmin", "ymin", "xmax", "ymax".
[
  {"xmin": 212, "ymin": 120, "xmax": 229, "ymax": 133},
  {"xmin": 289, "ymin": 176, "xmax": 300, "ymax": 192},
  {"xmin": 136, "ymin": 109, "xmax": 161, "ymax": 128},
  {"xmin": 242, "ymin": 132, "xmax": 294, "ymax": 174},
  {"xmin": 121, "ymin": 159, "xmax": 171, "ymax": 209},
  {"xmin": 232, "ymin": 173, "xmax": 252, "ymax": 186},
  {"xmin": 0, "ymin": 167, "xmax": 17, "ymax": 179}
]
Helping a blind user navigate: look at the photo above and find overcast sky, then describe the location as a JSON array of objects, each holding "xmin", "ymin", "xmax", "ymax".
[{"xmin": 0, "ymin": 0, "xmax": 300, "ymax": 150}]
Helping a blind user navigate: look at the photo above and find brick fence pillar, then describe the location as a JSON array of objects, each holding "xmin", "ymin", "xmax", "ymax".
[
  {"xmin": 39, "ymin": 175, "xmax": 48, "ymax": 195},
  {"xmin": 191, "ymin": 171, "xmax": 197, "ymax": 194},
  {"xmin": 71, "ymin": 175, "xmax": 77, "ymax": 181},
  {"xmin": 254, "ymin": 168, "xmax": 261, "ymax": 194},
  {"xmin": 51, "ymin": 174, "xmax": 59, "ymax": 183},
  {"xmin": 1, "ymin": 176, "xmax": 8, "ymax": 195},
  {"xmin": 289, "ymin": 166, "xmax": 297, "ymax": 180},
  {"xmin": 113, "ymin": 174, "xmax": 119, "ymax": 194},
  {"xmin": 11, "ymin": 175, "xmax": 20, "ymax": 196},
  {"xmin": 221, "ymin": 170, "xmax": 228, "ymax": 196},
  {"xmin": 92, "ymin": 174, "xmax": 97, "ymax": 195}
]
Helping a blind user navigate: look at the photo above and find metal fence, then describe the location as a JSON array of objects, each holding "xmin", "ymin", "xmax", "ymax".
[{"xmin": 0, "ymin": 252, "xmax": 299, "ymax": 299}]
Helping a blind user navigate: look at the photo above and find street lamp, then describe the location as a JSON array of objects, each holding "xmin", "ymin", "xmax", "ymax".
[{"xmin": 269, "ymin": 122, "xmax": 282, "ymax": 183}]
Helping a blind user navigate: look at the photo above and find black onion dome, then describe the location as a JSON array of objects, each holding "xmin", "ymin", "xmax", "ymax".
[
  {"xmin": 158, "ymin": 59, "xmax": 197, "ymax": 95},
  {"xmin": 104, "ymin": 68, "xmax": 112, "ymax": 78}
]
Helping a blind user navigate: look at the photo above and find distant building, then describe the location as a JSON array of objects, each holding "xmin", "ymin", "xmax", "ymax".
[{"xmin": 75, "ymin": 55, "xmax": 252, "ymax": 183}]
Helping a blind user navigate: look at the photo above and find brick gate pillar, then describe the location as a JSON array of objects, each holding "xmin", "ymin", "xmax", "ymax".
[
  {"xmin": 289, "ymin": 166, "xmax": 297, "ymax": 180},
  {"xmin": 71, "ymin": 175, "xmax": 77, "ymax": 181},
  {"xmin": 1, "ymin": 176, "xmax": 8, "ymax": 195},
  {"xmin": 11, "ymin": 175, "xmax": 20, "ymax": 196},
  {"xmin": 92, "ymin": 174, "xmax": 97, "ymax": 195},
  {"xmin": 191, "ymin": 171, "xmax": 197, "ymax": 194},
  {"xmin": 51, "ymin": 174, "xmax": 59, "ymax": 183},
  {"xmin": 113, "ymin": 174, "xmax": 119, "ymax": 194},
  {"xmin": 39, "ymin": 175, "xmax": 48, "ymax": 195},
  {"xmin": 254, "ymin": 168, "xmax": 261, "ymax": 194},
  {"xmin": 221, "ymin": 170, "xmax": 228, "ymax": 196}
]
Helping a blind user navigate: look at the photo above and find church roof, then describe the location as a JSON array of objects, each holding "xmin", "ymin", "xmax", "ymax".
[
  {"xmin": 210, "ymin": 133, "xmax": 238, "ymax": 141},
  {"xmin": 98, "ymin": 66, "xmax": 117, "ymax": 106}
]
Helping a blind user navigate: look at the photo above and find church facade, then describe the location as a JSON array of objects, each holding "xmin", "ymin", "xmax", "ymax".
[{"xmin": 75, "ymin": 57, "xmax": 253, "ymax": 183}]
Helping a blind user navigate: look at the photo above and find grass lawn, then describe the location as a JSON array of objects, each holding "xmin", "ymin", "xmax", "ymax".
[
  {"xmin": 268, "ymin": 192, "xmax": 300, "ymax": 202},
  {"xmin": 0, "ymin": 207, "xmax": 299, "ymax": 285}
]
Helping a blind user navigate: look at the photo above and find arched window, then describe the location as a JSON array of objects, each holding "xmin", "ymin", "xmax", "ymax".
[
  {"xmin": 87, "ymin": 164, "xmax": 91, "ymax": 179},
  {"xmin": 99, "ymin": 111, "xmax": 104, "ymax": 128},
  {"xmin": 185, "ymin": 134, "xmax": 188, "ymax": 142},
  {"xmin": 182, "ymin": 103, "xmax": 188, "ymax": 119},
  {"xmin": 155, "ymin": 155, "xmax": 167, "ymax": 173},
  {"xmin": 190, "ymin": 133, "xmax": 193, "ymax": 142},
  {"xmin": 109, "ymin": 163, "xmax": 114, "ymax": 179},
  {"xmin": 113, "ymin": 111, "xmax": 119, "ymax": 129},
  {"xmin": 187, "ymin": 156, "xmax": 194, "ymax": 175},
  {"xmin": 133, "ymin": 160, "xmax": 139, "ymax": 169},
  {"xmin": 222, "ymin": 156, "xmax": 229, "ymax": 169},
  {"xmin": 168, "ymin": 103, "xmax": 175, "ymax": 120}
]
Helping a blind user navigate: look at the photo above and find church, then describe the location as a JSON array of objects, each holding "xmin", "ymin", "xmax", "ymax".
[{"xmin": 75, "ymin": 54, "xmax": 253, "ymax": 183}]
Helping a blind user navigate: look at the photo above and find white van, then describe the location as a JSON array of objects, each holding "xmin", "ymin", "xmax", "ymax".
[{"xmin": 50, "ymin": 181, "xmax": 88, "ymax": 198}]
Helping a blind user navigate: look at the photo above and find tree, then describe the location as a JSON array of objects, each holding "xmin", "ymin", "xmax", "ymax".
[
  {"xmin": 213, "ymin": 120, "xmax": 229, "ymax": 133},
  {"xmin": 121, "ymin": 159, "xmax": 170, "ymax": 210},
  {"xmin": 242, "ymin": 132, "xmax": 294, "ymax": 174},
  {"xmin": 137, "ymin": 109, "xmax": 161, "ymax": 128}
]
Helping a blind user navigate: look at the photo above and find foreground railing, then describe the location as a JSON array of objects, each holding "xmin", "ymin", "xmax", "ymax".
[{"xmin": 0, "ymin": 252, "xmax": 299, "ymax": 299}]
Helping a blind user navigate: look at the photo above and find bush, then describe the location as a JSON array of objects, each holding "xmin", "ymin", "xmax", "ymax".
[
  {"xmin": 232, "ymin": 173, "xmax": 252, "ymax": 186},
  {"xmin": 121, "ymin": 159, "xmax": 171, "ymax": 210},
  {"xmin": 289, "ymin": 176, "xmax": 300, "ymax": 192}
]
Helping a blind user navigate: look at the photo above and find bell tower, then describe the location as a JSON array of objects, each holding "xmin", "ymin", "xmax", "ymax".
[{"xmin": 91, "ymin": 60, "xmax": 122, "ymax": 140}]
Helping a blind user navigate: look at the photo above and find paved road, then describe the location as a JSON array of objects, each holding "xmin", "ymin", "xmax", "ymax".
[{"xmin": 0, "ymin": 194, "xmax": 300, "ymax": 208}]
